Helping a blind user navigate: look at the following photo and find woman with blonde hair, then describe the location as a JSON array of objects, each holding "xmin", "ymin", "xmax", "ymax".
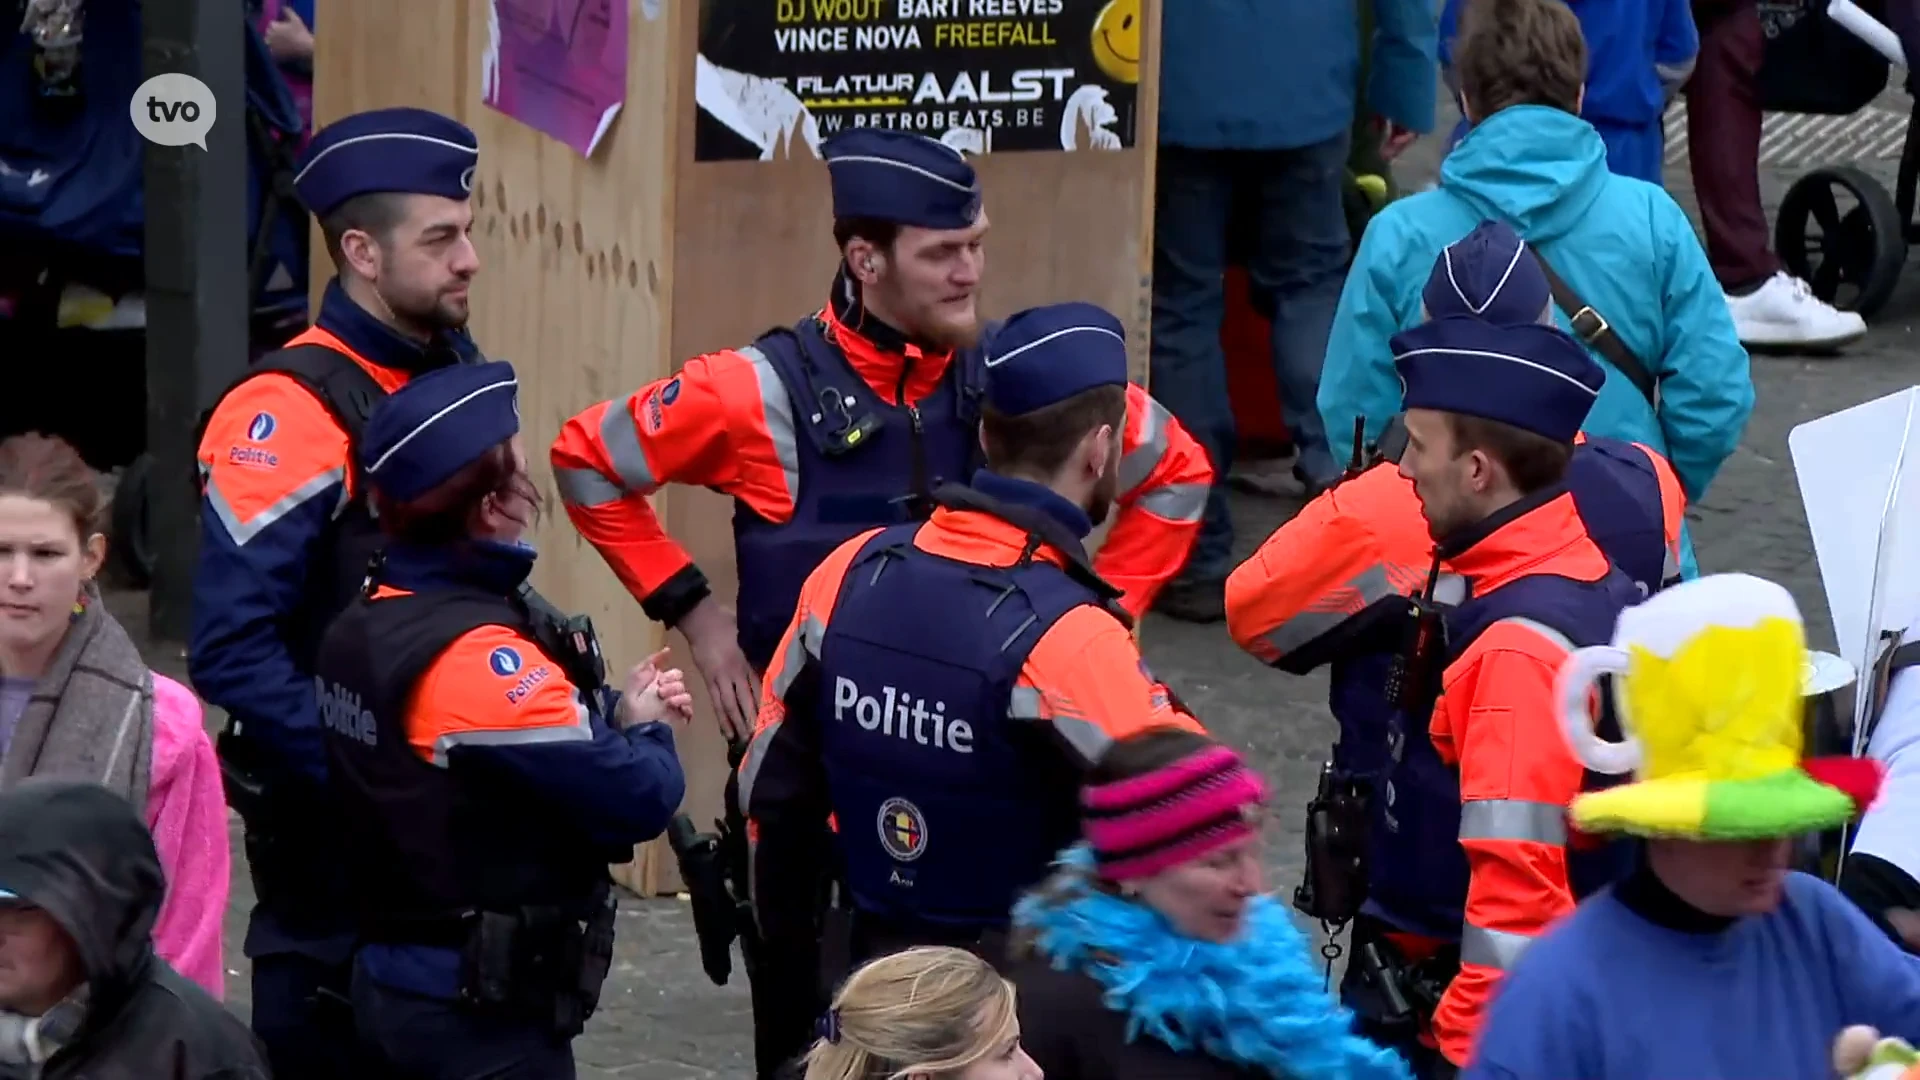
[
  {"xmin": 797, "ymin": 946, "xmax": 1041, "ymax": 1080},
  {"xmin": 0, "ymin": 433, "xmax": 229, "ymax": 997}
]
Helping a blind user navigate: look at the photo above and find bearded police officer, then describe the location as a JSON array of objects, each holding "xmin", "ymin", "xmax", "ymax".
[
  {"xmin": 735, "ymin": 302, "xmax": 1208, "ymax": 1076},
  {"xmin": 312, "ymin": 361, "xmax": 689, "ymax": 1077},
  {"xmin": 550, "ymin": 129, "xmax": 1213, "ymax": 738},
  {"xmin": 189, "ymin": 106, "xmax": 484, "ymax": 1076}
]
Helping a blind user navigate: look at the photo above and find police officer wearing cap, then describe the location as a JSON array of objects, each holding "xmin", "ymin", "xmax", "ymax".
[
  {"xmin": 1225, "ymin": 225, "xmax": 1684, "ymax": 1078},
  {"xmin": 311, "ymin": 361, "xmax": 689, "ymax": 1078},
  {"xmin": 188, "ymin": 106, "xmax": 485, "ymax": 1074},
  {"xmin": 1326, "ymin": 314, "xmax": 1643, "ymax": 1077},
  {"xmin": 737, "ymin": 301, "xmax": 1208, "ymax": 1077},
  {"xmin": 550, "ymin": 129, "xmax": 1211, "ymax": 740}
]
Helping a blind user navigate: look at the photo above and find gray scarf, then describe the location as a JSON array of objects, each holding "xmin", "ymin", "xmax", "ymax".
[{"xmin": 0, "ymin": 584, "xmax": 152, "ymax": 809}]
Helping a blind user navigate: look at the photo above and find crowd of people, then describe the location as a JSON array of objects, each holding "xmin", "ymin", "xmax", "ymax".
[{"xmin": 0, "ymin": 0, "xmax": 1917, "ymax": 1076}]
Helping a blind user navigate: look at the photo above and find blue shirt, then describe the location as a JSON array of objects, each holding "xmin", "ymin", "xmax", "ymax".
[
  {"xmin": 1468, "ymin": 872, "xmax": 1920, "ymax": 1079},
  {"xmin": 1158, "ymin": 0, "xmax": 1438, "ymax": 151}
]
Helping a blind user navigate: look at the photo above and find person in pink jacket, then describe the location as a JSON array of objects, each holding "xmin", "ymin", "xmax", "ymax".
[{"xmin": 0, "ymin": 434, "xmax": 229, "ymax": 999}]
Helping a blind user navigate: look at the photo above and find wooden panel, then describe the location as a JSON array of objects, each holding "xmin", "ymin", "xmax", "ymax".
[
  {"xmin": 312, "ymin": 0, "xmax": 682, "ymax": 895},
  {"xmin": 646, "ymin": 2, "xmax": 1165, "ymax": 893},
  {"xmin": 315, "ymin": 0, "xmax": 1163, "ymax": 897}
]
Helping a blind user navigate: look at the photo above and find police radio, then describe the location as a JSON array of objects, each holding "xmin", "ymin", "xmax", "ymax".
[
  {"xmin": 517, "ymin": 584, "xmax": 607, "ymax": 692},
  {"xmin": 818, "ymin": 385, "xmax": 884, "ymax": 457},
  {"xmin": 1294, "ymin": 760, "xmax": 1369, "ymax": 926},
  {"xmin": 1384, "ymin": 562, "xmax": 1449, "ymax": 717}
]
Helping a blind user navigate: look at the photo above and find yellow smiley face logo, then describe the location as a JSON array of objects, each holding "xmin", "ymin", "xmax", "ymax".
[{"xmin": 1091, "ymin": 0, "xmax": 1141, "ymax": 86}]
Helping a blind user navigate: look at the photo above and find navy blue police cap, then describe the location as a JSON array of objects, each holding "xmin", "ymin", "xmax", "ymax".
[
  {"xmin": 1391, "ymin": 316, "xmax": 1602, "ymax": 443},
  {"xmin": 362, "ymin": 361, "xmax": 520, "ymax": 503},
  {"xmin": 293, "ymin": 107, "xmax": 479, "ymax": 218},
  {"xmin": 823, "ymin": 129, "xmax": 981, "ymax": 231},
  {"xmin": 984, "ymin": 302, "xmax": 1128, "ymax": 416},
  {"xmin": 1422, "ymin": 221, "xmax": 1552, "ymax": 325}
]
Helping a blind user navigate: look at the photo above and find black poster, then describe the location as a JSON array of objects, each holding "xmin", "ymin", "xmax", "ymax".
[{"xmin": 694, "ymin": 0, "xmax": 1142, "ymax": 162}]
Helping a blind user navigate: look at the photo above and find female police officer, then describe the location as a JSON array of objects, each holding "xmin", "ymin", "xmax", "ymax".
[{"xmin": 311, "ymin": 360, "xmax": 691, "ymax": 1078}]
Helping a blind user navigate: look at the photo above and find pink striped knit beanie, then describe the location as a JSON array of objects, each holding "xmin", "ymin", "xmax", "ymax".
[{"xmin": 1081, "ymin": 743, "xmax": 1267, "ymax": 882}]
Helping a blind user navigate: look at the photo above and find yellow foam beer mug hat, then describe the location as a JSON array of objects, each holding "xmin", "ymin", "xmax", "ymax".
[{"xmin": 1556, "ymin": 573, "xmax": 1882, "ymax": 839}]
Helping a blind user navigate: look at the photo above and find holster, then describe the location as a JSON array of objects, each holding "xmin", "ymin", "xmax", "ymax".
[
  {"xmin": 217, "ymin": 729, "xmax": 342, "ymax": 929},
  {"xmin": 1347, "ymin": 920, "xmax": 1459, "ymax": 1034},
  {"xmin": 1294, "ymin": 762, "xmax": 1371, "ymax": 925},
  {"xmin": 456, "ymin": 881, "xmax": 618, "ymax": 1038}
]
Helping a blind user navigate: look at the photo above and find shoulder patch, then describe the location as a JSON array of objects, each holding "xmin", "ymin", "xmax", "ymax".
[
  {"xmin": 488, "ymin": 646, "xmax": 524, "ymax": 677},
  {"xmin": 247, "ymin": 412, "xmax": 277, "ymax": 442}
]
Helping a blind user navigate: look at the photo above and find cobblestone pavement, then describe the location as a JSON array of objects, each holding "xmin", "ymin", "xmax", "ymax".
[{"xmin": 106, "ymin": 104, "xmax": 1920, "ymax": 1077}]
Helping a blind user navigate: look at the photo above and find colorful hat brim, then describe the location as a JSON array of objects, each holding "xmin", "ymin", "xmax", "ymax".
[{"xmin": 1570, "ymin": 760, "xmax": 1882, "ymax": 840}]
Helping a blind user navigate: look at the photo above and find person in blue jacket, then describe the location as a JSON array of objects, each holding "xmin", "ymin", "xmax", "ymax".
[
  {"xmin": 313, "ymin": 360, "xmax": 690, "ymax": 1078},
  {"xmin": 1438, "ymin": 0, "xmax": 1697, "ymax": 184},
  {"xmin": 1316, "ymin": 0, "xmax": 1752, "ymax": 577},
  {"xmin": 189, "ymin": 107, "xmax": 485, "ymax": 1077},
  {"xmin": 1150, "ymin": 0, "xmax": 1438, "ymax": 623}
]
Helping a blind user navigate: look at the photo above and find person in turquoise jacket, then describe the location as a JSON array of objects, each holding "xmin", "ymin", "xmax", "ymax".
[
  {"xmin": 1152, "ymin": 0, "xmax": 1437, "ymax": 622},
  {"xmin": 1317, "ymin": 0, "xmax": 1751, "ymax": 576}
]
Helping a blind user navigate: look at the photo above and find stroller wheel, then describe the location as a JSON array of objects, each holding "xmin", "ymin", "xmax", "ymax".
[
  {"xmin": 1776, "ymin": 166, "xmax": 1906, "ymax": 320},
  {"xmin": 110, "ymin": 452, "xmax": 155, "ymax": 589}
]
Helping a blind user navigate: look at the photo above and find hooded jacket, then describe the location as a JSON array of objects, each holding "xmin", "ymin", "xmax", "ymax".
[
  {"xmin": 0, "ymin": 780, "xmax": 265, "ymax": 1080},
  {"xmin": 1316, "ymin": 105, "xmax": 1753, "ymax": 562}
]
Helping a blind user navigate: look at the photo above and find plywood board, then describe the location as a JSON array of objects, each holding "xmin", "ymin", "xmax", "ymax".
[
  {"xmin": 646, "ymin": 1, "xmax": 1164, "ymax": 893},
  {"xmin": 313, "ymin": 0, "xmax": 680, "ymax": 895},
  {"xmin": 314, "ymin": 0, "xmax": 1162, "ymax": 898}
]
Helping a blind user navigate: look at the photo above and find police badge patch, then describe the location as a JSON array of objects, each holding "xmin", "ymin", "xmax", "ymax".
[{"xmin": 876, "ymin": 797, "xmax": 928, "ymax": 863}]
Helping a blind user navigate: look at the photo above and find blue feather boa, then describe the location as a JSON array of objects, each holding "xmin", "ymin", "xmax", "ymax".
[{"xmin": 1012, "ymin": 846, "xmax": 1411, "ymax": 1080}]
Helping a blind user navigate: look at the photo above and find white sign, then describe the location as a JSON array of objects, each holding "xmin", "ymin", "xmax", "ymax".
[
  {"xmin": 1791, "ymin": 385, "xmax": 1920, "ymax": 748},
  {"xmin": 130, "ymin": 72, "xmax": 217, "ymax": 150}
]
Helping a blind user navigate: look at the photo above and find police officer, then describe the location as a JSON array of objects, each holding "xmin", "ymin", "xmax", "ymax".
[
  {"xmin": 189, "ymin": 106, "xmax": 483, "ymax": 1075},
  {"xmin": 549, "ymin": 128, "xmax": 1213, "ymax": 738},
  {"xmin": 1224, "ymin": 229, "xmax": 1679, "ymax": 1077},
  {"xmin": 313, "ymin": 361, "xmax": 690, "ymax": 1078},
  {"xmin": 1378, "ymin": 315, "xmax": 1644, "ymax": 1076},
  {"xmin": 736, "ymin": 302, "xmax": 1207, "ymax": 1078},
  {"xmin": 1227, "ymin": 221, "xmax": 1685, "ymax": 767}
]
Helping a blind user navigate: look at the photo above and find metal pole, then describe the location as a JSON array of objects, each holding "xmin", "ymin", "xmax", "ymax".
[{"xmin": 142, "ymin": 0, "xmax": 248, "ymax": 642}]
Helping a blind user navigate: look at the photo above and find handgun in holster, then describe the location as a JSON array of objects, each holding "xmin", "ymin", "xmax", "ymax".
[
  {"xmin": 458, "ymin": 882, "xmax": 616, "ymax": 1038},
  {"xmin": 216, "ymin": 726, "xmax": 332, "ymax": 917},
  {"xmin": 1354, "ymin": 937, "xmax": 1459, "ymax": 1030},
  {"xmin": 1294, "ymin": 760, "xmax": 1370, "ymax": 925},
  {"xmin": 668, "ymin": 736, "xmax": 764, "ymax": 987}
]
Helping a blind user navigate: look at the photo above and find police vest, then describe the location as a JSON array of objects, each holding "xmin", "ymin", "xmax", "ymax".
[
  {"xmin": 733, "ymin": 317, "xmax": 988, "ymax": 672},
  {"xmin": 1567, "ymin": 436, "xmax": 1673, "ymax": 597},
  {"xmin": 811, "ymin": 486, "xmax": 1125, "ymax": 929},
  {"xmin": 198, "ymin": 330, "xmax": 387, "ymax": 671},
  {"xmin": 312, "ymin": 584, "xmax": 614, "ymax": 942},
  {"xmin": 1363, "ymin": 537, "xmax": 1643, "ymax": 940}
]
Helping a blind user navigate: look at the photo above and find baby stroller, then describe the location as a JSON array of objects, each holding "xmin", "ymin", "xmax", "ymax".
[
  {"xmin": 0, "ymin": 0, "xmax": 309, "ymax": 584},
  {"xmin": 1760, "ymin": 0, "xmax": 1920, "ymax": 318}
]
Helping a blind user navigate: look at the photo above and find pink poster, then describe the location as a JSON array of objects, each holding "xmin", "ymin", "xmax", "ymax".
[{"xmin": 481, "ymin": 0, "xmax": 628, "ymax": 158}]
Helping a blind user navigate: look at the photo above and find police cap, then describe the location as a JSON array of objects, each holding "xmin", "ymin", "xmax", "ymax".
[
  {"xmin": 362, "ymin": 361, "xmax": 520, "ymax": 503},
  {"xmin": 294, "ymin": 107, "xmax": 479, "ymax": 218},
  {"xmin": 1422, "ymin": 220, "xmax": 1553, "ymax": 326},
  {"xmin": 823, "ymin": 129, "xmax": 981, "ymax": 231},
  {"xmin": 1391, "ymin": 316, "xmax": 1602, "ymax": 444},
  {"xmin": 984, "ymin": 302, "xmax": 1128, "ymax": 416}
]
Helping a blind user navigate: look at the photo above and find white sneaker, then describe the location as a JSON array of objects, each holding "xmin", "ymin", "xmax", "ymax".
[{"xmin": 1725, "ymin": 272, "xmax": 1868, "ymax": 350}]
